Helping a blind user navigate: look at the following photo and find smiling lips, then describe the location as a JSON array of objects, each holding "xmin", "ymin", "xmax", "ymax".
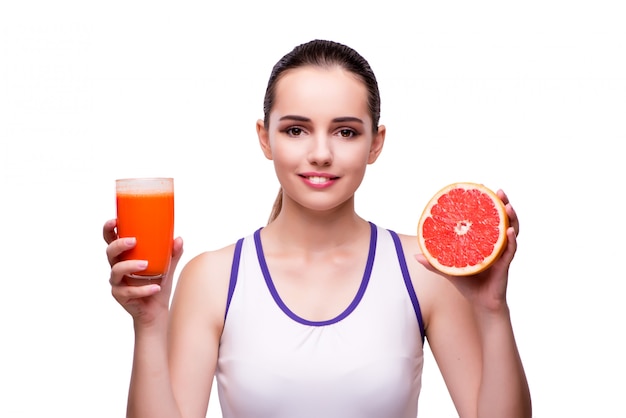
[{"xmin": 299, "ymin": 173, "xmax": 339, "ymax": 188}]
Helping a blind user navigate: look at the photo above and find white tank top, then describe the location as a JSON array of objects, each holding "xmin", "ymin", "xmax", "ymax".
[{"xmin": 216, "ymin": 223, "xmax": 425, "ymax": 418}]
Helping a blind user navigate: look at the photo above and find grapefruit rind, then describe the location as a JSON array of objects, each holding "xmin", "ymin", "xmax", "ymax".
[{"xmin": 417, "ymin": 182, "xmax": 508, "ymax": 276}]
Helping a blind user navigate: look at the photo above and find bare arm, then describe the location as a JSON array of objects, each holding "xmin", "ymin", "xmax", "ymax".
[
  {"xmin": 473, "ymin": 300, "xmax": 531, "ymax": 418},
  {"xmin": 127, "ymin": 311, "xmax": 181, "ymax": 418},
  {"xmin": 167, "ymin": 248, "xmax": 233, "ymax": 417},
  {"xmin": 105, "ymin": 219, "xmax": 232, "ymax": 418},
  {"xmin": 422, "ymin": 270, "xmax": 531, "ymax": 418},
  {"xmin": 457, "ymin": 194, "xmax": 531, "ymax": 417},
  {"xmin": 405, "ymin": 190, "xmax": 531, "ymax": 417},
  {"xmin": 105, "ymin": 219, "xmax": 184, "ymax": 417}
]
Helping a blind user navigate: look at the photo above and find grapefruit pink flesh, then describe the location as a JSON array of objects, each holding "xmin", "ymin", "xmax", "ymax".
[{"xmin": 418, "ymin": 183, "xmax": 508, "ymax": 276}]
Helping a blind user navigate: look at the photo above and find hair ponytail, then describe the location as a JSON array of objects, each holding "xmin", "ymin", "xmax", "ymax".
[{"xmin": 267, "ymin": 187, "xmax": 283, "ymax": 224}]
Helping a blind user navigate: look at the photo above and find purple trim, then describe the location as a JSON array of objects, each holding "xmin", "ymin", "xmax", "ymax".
[
  {"xmin": 389, "ymin": 229, "xmax": 426, "ymax": 344},
  {"xmin": 253, "ymin": 222, "xmax": 377, "ymax": 327},
  {"xmin": 224, "ymin": 238, "xmax": 244, "ymax": 320}
]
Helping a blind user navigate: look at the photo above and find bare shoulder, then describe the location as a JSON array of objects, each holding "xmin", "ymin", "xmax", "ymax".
[
  {"xmin": 170, "ymin": 242, "xmax": 239, "ymax": 331},
  {"xmin": 394, "ymin": 231, "xmax": 432, "ymax": 286},
  {"xmin": 394, "ymin": 232, "xmax": 420, "ymax": 259},
  {"xmin": 179, "ymin": 243, "xmax": 238, "ymax": 286},
  {"xmin": 393, "ymin": 232, "xmax": 467, "ymax": 328}
]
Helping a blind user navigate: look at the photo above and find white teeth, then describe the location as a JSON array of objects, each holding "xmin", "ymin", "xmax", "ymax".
[{"xmin": 308, "ymin": 176, "xmax": 329, "ymax": 184}]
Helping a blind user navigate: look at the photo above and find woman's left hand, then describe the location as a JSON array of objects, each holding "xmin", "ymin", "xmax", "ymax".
[{"xmin": 415, "ymin": 189, "xmax": 520, "ymax": 313}]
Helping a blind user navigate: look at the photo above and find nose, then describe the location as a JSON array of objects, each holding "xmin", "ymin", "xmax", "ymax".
[{"xmin": 307, "ymin": 135, "xmax": 333, "ymax": 166}]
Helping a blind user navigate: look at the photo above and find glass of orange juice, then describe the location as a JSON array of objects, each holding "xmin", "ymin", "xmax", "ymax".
[{"xmin": 115, "ymin": 178, "xmax": 175, "ymax": 281}]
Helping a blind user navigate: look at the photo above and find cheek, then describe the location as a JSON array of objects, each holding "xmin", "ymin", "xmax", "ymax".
[
  {"xmin": 270, "ymin": 143, "xmax": 300, "ymax": 173},
  {"xmin": 341, "ymin": 144, "xmax": 372, "ymax": 167},
  {"xmin": 271, "ymin": 144, "xmax": 291, "ymax": 162}
]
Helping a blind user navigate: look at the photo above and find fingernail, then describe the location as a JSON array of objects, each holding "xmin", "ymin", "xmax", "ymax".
[
  {"xmin": 125, "ymin": 237, "xmax": 136, "ymax": 246},
  {"xmin": 137, "ymin": 261, "xmax": 148, "ymax": 269}
]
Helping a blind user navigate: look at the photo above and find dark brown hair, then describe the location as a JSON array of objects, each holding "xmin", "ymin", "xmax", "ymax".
[{"xmin": 263, "ymin": 40, "xmax": 382, "ymax": 223}]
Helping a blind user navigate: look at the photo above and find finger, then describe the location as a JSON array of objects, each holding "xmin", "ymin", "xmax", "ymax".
[
  {"xmin": 103, "ymin": 219, "xmax": 118, "ymax": 244},
  {"xmin": 158, "ymin": 237, "xmax": 184, "ymax": 294},
  {"xmin": 500, "ymin": 227, "xmax": 518, "ymax": 265},
  {"xmin": 112, "ymin": 282, "xmax": 161, "ymax": 303},
  {"xmin": 496, "ymin": 189, "xmax": 519, "ymax": 237},
  {"xmin": 505, "ymin": 203, "xmax": 520, "ymax": 237},
  {"xmin": 164, "ymin": 237, "xmax": 185, "ymax": 279},
  {"xmin": 106, "ymin": 237, "xmax": 136, "ymax": 266},
  {"xmin": 497, "ymin": 189, "xmax": 509, "ymax": 206},
  {"xmin": 414, "ymin": 253, "xmax": 439, "ymax": 274},
  {"xmin": 414, "ymin": 253, "xmax": 427, "ymax": 266},
  {"xmin": 109, "ymin": 259, "xmax": 148, "ymax": 286},
  {"xmin": 171, "ymin": 237, "xmax": 184, "ymax": 262}
]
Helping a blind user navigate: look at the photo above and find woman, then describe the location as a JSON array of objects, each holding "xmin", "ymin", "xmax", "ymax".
[{"xmin": 104, "ymin": 39, "xmax": 531, "ymax": 417}]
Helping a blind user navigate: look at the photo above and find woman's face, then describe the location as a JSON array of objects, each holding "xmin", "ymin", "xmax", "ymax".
[{"xmin": 258, "ymin": 65, "xmax": 385, "ymax": 214}]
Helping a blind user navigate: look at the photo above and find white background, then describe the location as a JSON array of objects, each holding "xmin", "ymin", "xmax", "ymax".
[{"xmin": 1, "ymin": 1, "xmax": 624, "ymax": 417}]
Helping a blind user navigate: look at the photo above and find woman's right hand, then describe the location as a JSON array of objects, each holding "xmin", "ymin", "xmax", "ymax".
[{"xmin": 103, "ymin": 218, "xmax": 184, "ymax": 327}]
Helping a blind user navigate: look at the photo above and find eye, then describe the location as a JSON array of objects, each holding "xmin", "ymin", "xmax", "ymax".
[
  {"xmin": 285, "ymin": 127, "xmax": 304, "ymax": 137},
  {"xmin": 338, "ymin": 128, "xmax": 357, "ymax": 139}
]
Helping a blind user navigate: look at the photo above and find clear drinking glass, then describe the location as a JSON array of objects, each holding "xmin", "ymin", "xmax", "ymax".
[{"xmin": 115, "ymin": 178, "xmax": 174, "ymax": 280}]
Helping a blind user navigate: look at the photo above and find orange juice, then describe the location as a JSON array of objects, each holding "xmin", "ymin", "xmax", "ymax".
[{"xmin": 115, "ymin": 178, "xmax": 174, "ymax": 279}]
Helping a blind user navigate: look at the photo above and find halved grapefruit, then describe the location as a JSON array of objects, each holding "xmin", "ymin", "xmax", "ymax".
[{"xmin": 417, "ymin": 182, "xmax": 508, "ymax": 276}]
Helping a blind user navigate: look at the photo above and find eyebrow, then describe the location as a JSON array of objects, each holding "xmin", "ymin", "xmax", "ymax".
[{"xmin": 279, "ymin": 115, "xmax": 365, "ymax": 125}]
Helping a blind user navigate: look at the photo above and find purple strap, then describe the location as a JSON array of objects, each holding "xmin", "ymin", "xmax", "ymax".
[
  {"xmin": 224, "ymin": 237, "xmax": 244, "ymax": 320},
  {"xmin": 254, "ymin": 222, "xmax": 377, "ymax": 327},
  {"xmin": 388, "ymin": 229, "xmax": 426, "ymax": 344}
]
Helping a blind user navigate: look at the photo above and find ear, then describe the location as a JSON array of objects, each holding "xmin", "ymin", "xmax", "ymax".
[
  {"xmin": 367, "ymin": 125, "xmax": 386, "ymax": 164},
  {"xmin": 257, "ymin": 119, "xmax": 273, "ymax": 160}
]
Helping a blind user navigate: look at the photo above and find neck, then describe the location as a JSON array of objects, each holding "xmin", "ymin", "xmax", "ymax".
[{"xmin": 264, "ymin": 196, "xmax": 369, "ymax": 252}]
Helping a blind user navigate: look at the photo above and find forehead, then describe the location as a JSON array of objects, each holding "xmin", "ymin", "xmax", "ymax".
[{"xmin": 272, "ymin": 66, "xmax": 370, "ymax": 120}]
